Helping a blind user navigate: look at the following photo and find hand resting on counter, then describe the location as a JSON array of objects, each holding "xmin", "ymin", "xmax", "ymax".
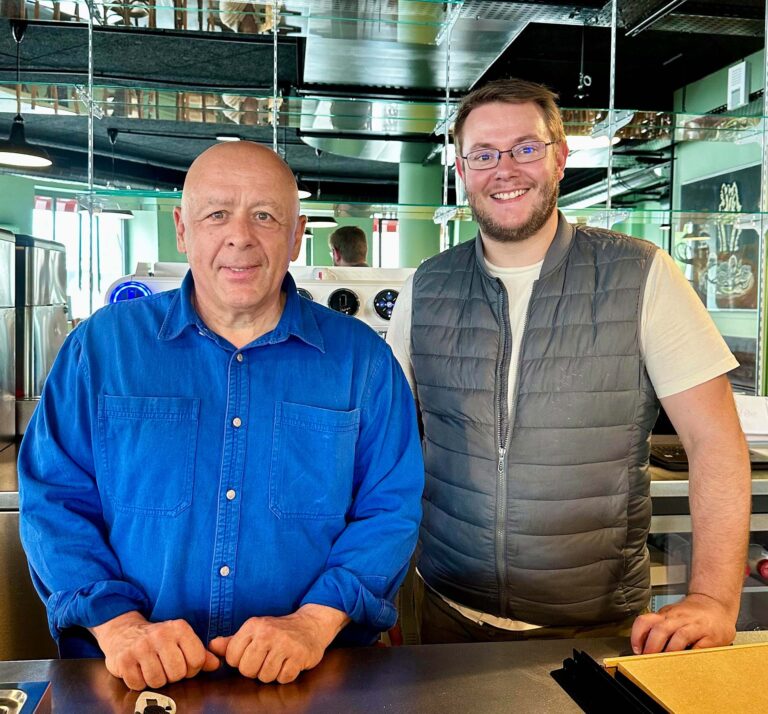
[
  {"xmin": 208, "ymin": 603, "xmax": 350, "ymax": 684},
  {"xmin": 90, "ymin": 611, "xmax": 221, "ymax": 690},
  {"xmin": 630, "ymin": 592, "xmax": 737, "ymax": 654}
]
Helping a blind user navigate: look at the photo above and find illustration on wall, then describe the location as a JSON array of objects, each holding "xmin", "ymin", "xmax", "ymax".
[{"xmin": 679, "ymin": 164, "xmax": 759, "ymax": 310}]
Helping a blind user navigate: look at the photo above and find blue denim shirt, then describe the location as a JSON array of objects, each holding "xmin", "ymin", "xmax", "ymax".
[{"xmin": 19, "ymin": 271, "xmax": 423, "ymax": 656}]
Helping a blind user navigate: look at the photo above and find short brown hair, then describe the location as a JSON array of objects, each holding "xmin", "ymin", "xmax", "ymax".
[
  {"xmin": 329, "ymin": 225, "xmax": 368, "ymax": 264},
  {"xmin": 453, "ymin": 78, "xmax": 566, "ymax": 154}
]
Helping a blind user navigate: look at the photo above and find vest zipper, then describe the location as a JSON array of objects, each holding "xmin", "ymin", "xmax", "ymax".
[
  {"xmin": 507, "ymin": 280, "xmax": 536, "ymax": 438},
  {"xmin": 495, "ymin": 280, "xmax": 512, "ymax": 617}
]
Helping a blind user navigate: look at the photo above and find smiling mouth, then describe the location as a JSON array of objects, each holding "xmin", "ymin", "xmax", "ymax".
[
  {"xmin": 491, "ymin": 189, "xmax": 528, "ymax": 200},
  {"xmin": 223, "ymin": 265, "xmax": 258, "ymax": 272}
]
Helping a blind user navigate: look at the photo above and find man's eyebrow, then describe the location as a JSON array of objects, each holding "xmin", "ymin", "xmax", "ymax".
[
  {"xmin": 198, "ymin": 197, "xmax": 283, "ymax": 209},
  {"xmin": 467, "ymin": 135, "xmax": 543, "ymax": 150}
]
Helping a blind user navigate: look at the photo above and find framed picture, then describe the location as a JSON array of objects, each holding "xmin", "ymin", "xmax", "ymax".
[{"xmin": 679, "ymin": 164, "xmax": 760, "ymax": 310}]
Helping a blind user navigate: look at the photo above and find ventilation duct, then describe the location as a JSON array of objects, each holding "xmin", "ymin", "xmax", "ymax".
[{"xmin": 559, "ymin": 163, "xmax": 671, "ymax": 209}]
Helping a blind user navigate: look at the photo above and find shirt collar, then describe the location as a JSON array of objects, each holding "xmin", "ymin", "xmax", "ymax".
[{"xmin": 158, "ymin": 270, "xmax": 325, "ymax": 353}]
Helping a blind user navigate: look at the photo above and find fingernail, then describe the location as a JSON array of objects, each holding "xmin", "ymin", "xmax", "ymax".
[{"xmin": 632, "ymin": 646, "xmax": 640, "ymax": 654}]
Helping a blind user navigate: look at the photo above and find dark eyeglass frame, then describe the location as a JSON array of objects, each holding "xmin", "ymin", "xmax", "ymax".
[{"xmin": 460, "ymin": 141, "xmax": 556, "ymax": 170}]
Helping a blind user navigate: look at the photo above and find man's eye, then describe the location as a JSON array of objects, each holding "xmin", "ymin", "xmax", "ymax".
[
  {"xmin": 473, "ymin": 151, "xmax": 494, "ymax": 162},
  {"xmin": 209, "ymin": 211, "xmax": 226, "ymax": 220},
  {"xmin": 255, "ymin": 211, "xmax": 272, "ymax": 221},
  {"xmin": 517, "ymin": 144, "xmax": 537, "ymax": 155}
]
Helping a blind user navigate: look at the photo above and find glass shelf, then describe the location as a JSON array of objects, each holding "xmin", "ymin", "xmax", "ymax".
[{"xmin": 2, "ymin": 83, "xmax": 766, "ymax": 148}]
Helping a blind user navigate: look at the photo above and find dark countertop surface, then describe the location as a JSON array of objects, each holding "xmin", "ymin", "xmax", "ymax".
[{"xmin": 0, "ymin": 637, "xmax": 629, "ymax": 713}]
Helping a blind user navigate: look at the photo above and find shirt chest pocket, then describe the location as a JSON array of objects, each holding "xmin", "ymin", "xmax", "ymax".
[
  {"xmin": 269, "ymin": 402, "xmax": 360, "ymax": 519},
  {"xmin": 97, "ymin": 395, "xmax": 200, "ymax": 517}
]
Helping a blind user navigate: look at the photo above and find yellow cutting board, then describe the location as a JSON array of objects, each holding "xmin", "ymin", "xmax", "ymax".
[{"xmin": 603, "ymin": 642, "xmax": 768, "ymax": 714}]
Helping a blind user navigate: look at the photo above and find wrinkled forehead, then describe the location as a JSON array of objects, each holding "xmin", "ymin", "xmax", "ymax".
[{"xmin": 182, "ymin": 152, "xmax": 299, "ymax": 215}]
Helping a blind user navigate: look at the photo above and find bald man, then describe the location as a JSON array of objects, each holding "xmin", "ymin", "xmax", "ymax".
[{"xmin": 19, "ymin": 142, "xmax": 423, "ymax": 690}]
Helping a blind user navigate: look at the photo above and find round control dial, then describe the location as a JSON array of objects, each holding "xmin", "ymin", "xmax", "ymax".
[
  {"xmin": 373, "ymin": 288, "xmax": 399, "ymax": 321},
  {"xmin": 327, "ymin": 288, "xmax": 360, "ymax": 316},
  {"xmin": 297, "ymin": 287, "xmax": 313, "ymax": 301}
]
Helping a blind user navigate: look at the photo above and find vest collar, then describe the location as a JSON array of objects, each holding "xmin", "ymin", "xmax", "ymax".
[{"xmin": 472, "ymin": 210, "xmax": 575, "ymax": 281}]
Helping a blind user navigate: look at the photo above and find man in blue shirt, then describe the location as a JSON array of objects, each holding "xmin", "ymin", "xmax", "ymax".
[{"xmin": 18, "ymin": 142, "xmax": 423, "ymax": 690}]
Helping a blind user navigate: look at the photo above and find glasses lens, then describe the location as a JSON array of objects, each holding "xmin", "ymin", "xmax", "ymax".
[
  {"xmin": 466, "ymin": 149, "xmax": 500, "ymax": 170},
  {"xmin": 513, "ymin": 142, "xmax": 546, "ymax": 163}
]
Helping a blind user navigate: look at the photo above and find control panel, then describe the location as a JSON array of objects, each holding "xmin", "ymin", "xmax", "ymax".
[{"xmin": 104, "ymin": 264, "xmax": 414, "ymax": 337}]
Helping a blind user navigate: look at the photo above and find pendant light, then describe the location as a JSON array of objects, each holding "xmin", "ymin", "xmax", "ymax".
[{"xmin": 0, "ymin": 20, "xmax": 52, "ymax": 169}]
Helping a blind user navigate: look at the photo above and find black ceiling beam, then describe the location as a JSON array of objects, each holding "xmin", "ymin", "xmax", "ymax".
[
  {"xmin": 0, "ymin": 67, "xmax": 287, "ymax": 93},
  {"xmin": 625, "ymin": 1, "xmax": 690, "ymax": 37},
  {"xmin": 4, "ymin": 18, "xmax": 302, "ymax": 46},
  {"xmin": 297, "ymin": 84, "xmax": 463, "ymax": 102},
  {"xmin": 297, "ymin": 129, "xmax": 439, "ymax": 144}
]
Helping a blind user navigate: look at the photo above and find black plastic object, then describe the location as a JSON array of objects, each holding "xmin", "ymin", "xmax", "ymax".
[
  {"xmin": 328, "ymin": 288, "xmax": 360, "ymax": 316},
  {"xmin": 373, "ymin": 288, "xmax": 399, "ymax": 320},
  {"xmin": 550, "ymin": 649, "xmax": 667, "ymax": 713}
]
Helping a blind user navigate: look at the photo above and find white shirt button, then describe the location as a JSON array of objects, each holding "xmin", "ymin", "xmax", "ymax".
[
  {"xmin": 220, "ymin": 565, "xmax": 230, "ymax": 577},
  {"xmin": 236, "ymin": 353, "xmax": 244, "ymax": 362},
  {"xmin": 232, "ymin": 417, "xmax": 242, "ymax": 428},
  {"xmin": 226, "ymin": 489, "xmax": 236, "ymax": 501}
]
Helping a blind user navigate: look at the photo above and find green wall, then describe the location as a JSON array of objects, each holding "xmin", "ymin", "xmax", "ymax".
[
  {"xmin": 0, "ymin": 174, "xmax": 37, "ymax": 234},
  {"xmin": 157, "ymin": 209, "xmax": 183, "ymax": 262}
]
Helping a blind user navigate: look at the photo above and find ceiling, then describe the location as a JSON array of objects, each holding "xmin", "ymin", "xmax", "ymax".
[{"xmin": 0, "ymin": 0, "xmax": 763, "ymax": 207}]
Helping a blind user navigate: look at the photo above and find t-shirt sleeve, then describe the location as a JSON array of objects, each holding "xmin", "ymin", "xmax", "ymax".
[
  {"xmin": 386, "ymin": 273, "xmax": 417, "ymax": 396},
  {"xmin": 641, "ymin": 250, "xmax": 739, "ymax": 399}
]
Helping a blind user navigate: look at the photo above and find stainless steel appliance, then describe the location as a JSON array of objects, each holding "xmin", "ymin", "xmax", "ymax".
[
  {"xmin": 0, "ymin": 231, "xmax": 14, "ymax": 453},
  {"xmin": 15, "ymin": 235, "xmax": 67, "ymax": 436}
]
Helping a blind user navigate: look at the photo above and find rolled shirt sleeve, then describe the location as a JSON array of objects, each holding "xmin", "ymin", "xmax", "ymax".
[{"xmin": 19, "ymin": 329, "xmax": 150, "ymax": 643}]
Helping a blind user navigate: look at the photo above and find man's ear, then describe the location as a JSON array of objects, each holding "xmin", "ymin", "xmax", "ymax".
[
  {"xmin": 555, "ymin": 141, "xmax": 569, "ymax": 181},
  {"xmin": 291, "ymin": 214, "xmax": 307, "ymax": 262},
  {"xmin": 173, "ymin": 206, "xmax": 187, "ymax": 254},
  {"xmin": 455, "ymin": 153, "xmax": 465, "ymax": 183}
]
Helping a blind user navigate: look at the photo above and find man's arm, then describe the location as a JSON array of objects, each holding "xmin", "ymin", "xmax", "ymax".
[
  {"xmin": 19, "ymin": 331, "xmax": 149, "ymax": 634},
  {"xmin": 631, "ymin": 374, "xmax": 751, "ymax": 653},
  {"xmin": 20, "ymin": 331, "xmax": 221, "ymax": 690}
]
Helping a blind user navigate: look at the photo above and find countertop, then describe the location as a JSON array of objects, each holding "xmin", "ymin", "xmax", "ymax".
[{"xmin": 0, "ymin": 637, "xmax": 628, "ymax": 713}]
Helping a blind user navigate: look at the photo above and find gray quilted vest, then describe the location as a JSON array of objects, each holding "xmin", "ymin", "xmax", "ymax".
[{"xmin": 412, "ymin": 213, "xmax": 659, "ymax": 626}]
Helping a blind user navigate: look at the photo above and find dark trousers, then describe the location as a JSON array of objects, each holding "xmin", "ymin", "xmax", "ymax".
[{"xmin": 420, "ymin": 580, "xmax": 637, "ymax": 644}]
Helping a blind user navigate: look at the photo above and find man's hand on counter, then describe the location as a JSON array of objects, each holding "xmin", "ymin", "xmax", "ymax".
[
  {"xmin": 208, "ymin": 604, "xmax": 350, "ymax": 684},
  {"xmin": 90, "ymin": 611, "xmax": 221, "ymax": 690},
  {"xmin": 629, "ymin": 592, "xmax": 737, "ymax": 654}
]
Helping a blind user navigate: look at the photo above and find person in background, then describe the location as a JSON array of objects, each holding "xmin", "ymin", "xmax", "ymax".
[
  {"xmin": 329, "ymin": 225, "xmax": 369, "ymax": 267},
  {"xmin": 387, "ymin": 77, "xmax": 750, "ymax": 653},
  {"xmin": 19, "ymin": 141, "xmax": 422, "ymax": 690}
]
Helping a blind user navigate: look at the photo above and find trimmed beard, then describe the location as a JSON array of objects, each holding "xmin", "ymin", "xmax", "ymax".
[{"xmin": 467, "ymin": 172, "xmax": 560, "ymax": 244}]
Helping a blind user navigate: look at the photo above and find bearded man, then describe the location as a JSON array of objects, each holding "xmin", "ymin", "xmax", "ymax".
[{"xmin": 387, "ymin": 78, "xmax": 750, "ymax": 653}]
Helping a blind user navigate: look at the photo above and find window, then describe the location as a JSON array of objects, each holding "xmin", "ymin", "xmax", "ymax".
[{"xmin": 33, "ymin": 196, "xmax": 126, "ymax": 318}]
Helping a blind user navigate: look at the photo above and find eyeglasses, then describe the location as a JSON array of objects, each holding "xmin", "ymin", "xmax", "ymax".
[{"xmin": 461, "ymin": 141, "xmax": 556, "ymax": 170}]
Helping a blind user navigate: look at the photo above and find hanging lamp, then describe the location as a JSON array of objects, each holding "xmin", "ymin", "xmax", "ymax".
[{"xmin": 0, "ymin": 21, "xmax": 51, "ymax": 169}]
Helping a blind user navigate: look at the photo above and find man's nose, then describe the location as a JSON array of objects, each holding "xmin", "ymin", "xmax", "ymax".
[
  {"xmin": 226, "ymin": 214, "xmax": 256, "ymax": 246},
  {"xmin": 494, "ymin": 150, "xmax": 520, "ymax": 175}
]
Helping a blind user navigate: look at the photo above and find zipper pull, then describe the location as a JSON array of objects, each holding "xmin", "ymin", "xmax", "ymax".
[{"xmin": 498, "ymin": 447, "xmax": 506, "ymax": 474}]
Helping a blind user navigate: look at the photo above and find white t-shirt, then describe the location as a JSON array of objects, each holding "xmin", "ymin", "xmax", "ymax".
[{"xmin": 387, "ymin": 247, "xmax": 738, "ymax": 630}]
